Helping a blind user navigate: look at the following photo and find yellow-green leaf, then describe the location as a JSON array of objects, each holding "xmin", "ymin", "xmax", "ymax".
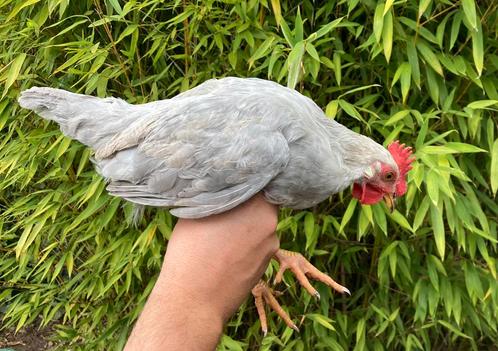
[
  {"xmin": 430, "ymin": 204, "xmax": 445, "ymax": 259},
  {"xmin": 383, "ymin": 0, "xmax": 394, "ymax": 16},
  {"xmin": 248, "ymin": 37, "xmax": 275, "ymax": 68},
  {"xmin": 3, "ymin": 53, "xmax": 26, "ymax": 98},
  {"xmin": 471, "ymin": 21, "xmax": 484, "ymax": 77},
  {"xmin": 418, "ymin": 0, "xmax": 432, "ymax": 19},
  {"xmin": 373, "ymin": 2, "xmax": 384, "ymax": 43},
  {"xmin": 382, "ymin": 10, "xmax": 393, "ymax": 62},
  {"xmin": 271, "ymin": 0, "xmax": 282, "ymax": 26},
  {"xmin": 461, "ymin": 0, "xmax": 477, "ymax": 30},
  {"xmin": 287, "ymin": 41, "xmax": 305, "ymax": 89},
  {"xmin": 6, "ymin": 0, "xmax": 40, "ymax": 22},
  {"xmin": 416, "ymin": 41, "xmax": 443, "ymax": 76},
  {"xmin": 467, "ymin": 100, "xmax": 498, "ymax": 109},
  {"xmin": 491, "ymin": 139, "xmax": 498, "ymax": 195}
]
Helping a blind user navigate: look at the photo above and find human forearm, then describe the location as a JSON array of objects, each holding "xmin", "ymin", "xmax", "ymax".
[{"xmin": 124, "ymin": 194, "xmax": 279, "ymax": 350}]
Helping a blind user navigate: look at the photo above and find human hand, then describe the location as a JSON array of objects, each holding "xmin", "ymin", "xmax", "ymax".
[{"xmin": 125, "ymin": 194, "xmax": 279, "ymax": 350}]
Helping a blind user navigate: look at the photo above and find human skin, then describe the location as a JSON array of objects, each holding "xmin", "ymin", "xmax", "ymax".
[{"xmin": 124, "ymin": 194, "xmax": 279, "ymax": 351}]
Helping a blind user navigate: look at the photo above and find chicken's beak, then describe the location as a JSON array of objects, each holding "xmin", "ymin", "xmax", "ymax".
[{"xmin": 383, "ymin": 193, "xmax": 395, "ymax": 213}]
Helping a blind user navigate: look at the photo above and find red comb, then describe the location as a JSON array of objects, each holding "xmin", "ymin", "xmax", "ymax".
[{"xmin": 388, "ymin": 141, "xmax": 415, "ymax": 196}]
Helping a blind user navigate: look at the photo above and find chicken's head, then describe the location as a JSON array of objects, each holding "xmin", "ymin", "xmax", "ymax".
[{"xmin": 352, "ymin": 141, "xmax": 414, "ymax": 212}]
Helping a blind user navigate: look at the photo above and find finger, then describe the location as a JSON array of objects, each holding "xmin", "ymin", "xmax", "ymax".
[
  {"xmin": 306, "ymin": 264, "xmax": 350, "ymax": 295},
  {"xmin": 291, "ymin": 267, "xmax": 320, "ymax": 300},
  {"xmin": 263, "ymin": 291, "xmax": 299, "ymax": 332}
]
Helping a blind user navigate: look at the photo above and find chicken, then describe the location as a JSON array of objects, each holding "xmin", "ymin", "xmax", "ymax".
[{"xmin": 18, "ymin": 77, "xmax": 414, "ymax": 334}]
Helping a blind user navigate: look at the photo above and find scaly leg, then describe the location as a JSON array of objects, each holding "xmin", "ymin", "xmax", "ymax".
[
  {"xmin": 274, "ymin": 249, "xmax": 350, "ymax": 298},
  {"xmin": 252, "ymin": 249, "xmax": 350, "ymax": 335},
  {"xmin": 251, "ymin": 280, "xmax": 299, "ymax": 336}
]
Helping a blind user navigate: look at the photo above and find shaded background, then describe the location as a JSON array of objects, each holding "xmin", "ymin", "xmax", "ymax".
[{"xmin": 1, "ymin": 0, "xmax": 497, "ymax": 350}]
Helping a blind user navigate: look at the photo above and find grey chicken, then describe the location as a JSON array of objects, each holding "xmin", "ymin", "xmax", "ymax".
[{"xmin": 19, "ymin": 77, "xmax": 414, "ymax": 334}]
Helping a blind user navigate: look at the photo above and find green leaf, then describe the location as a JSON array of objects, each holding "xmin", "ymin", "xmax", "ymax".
[
  {"xmin": 382, "ymin": 10, "xmax": 393, "ymax": 62},
  {"xmin": 304, "ymin": 212, "xmax": 316, "ymax": 250},
  {"xmin": 461, "ymin": 0, "xmax": 477, "ymax": 30},
  {"xmin": 6, "ymin": 0, "xmax": 40, "ymax": 22},
  {"xmin": 416, "ymin": 41, "xmax": 444, "ymax": 76},
  {"xmin": 340, "ymin": 199, "xmax": 357, "ymax": 233},
  {"xmin": 445, "ymin": 142, "xmax": 487, "ymax": 153},
  {"xmin": 407, "ymin": 40, "xmax": 421, "ymax": 88},
  {"xmin": 310, "ymin": 17, "xmax": 344, "ymax": 40},
  {"xmin": 450, "ymin": 11, "xmax": 463, "ymax": 50},
  {"xmin": 325, "ymin": 100, "xmax": 339, "ymax": 119},
  {"xmin": 338, "ymin": 99, "xmax": 365, "ymax": 123},
  {"xmin": 294, "ymin": 8, "xmax": 304, "ymax": 43},
  {"xmin": 471, "ymin": 21, "xmax": 484, "ymax": 77},
  {"xmin": 389, "ymin": 211, "xmax": 413, "ymax": 232},
  {"xmin": 107, "ymin": 0, "xmax": 123, "ymax": 15},
  {"xmin": 385, "ymin": 110, "xmax": 410, "ymax": 126},
  {"xmin": 373, "ymin": 2, "xmax": 384, "ymax": 43},
  {"xmin": 270, "ymin": 0, "xmax": 282, "ymax": 26},
  {"xmin": 248, "ymin": 37, "xmax": 275, "ymax": 68},
  {"xmin": 3, "ymin": 53, "xmax": 26, "ymax": 98},
  {"xmin": 418, "ymin": 0, "xmax": 432, "ymax": 19},
  {"xmin": 305, "ymin": 42, "xmax": 321, "ymax": 62},
  {"xmin": 491, "ymin": 139, "xmax": 498, "ymax": 196},
  {"xmin": 437, "ymin": 320, "xmax": 472, "ymax": 339},
  {"xmin": 426, "ymin": 170, "xmax": 439, "ymax": 206},
  {"xmin": 467, "ymin": 100, "xmax": 498, "ymax": 109},
  {"xmin": 307, "ymin": 313, "xmax": 335, "ymax": 331},
  {"xmin": 286, "ymin": 41, "xmax": 305, "ymax": 89},
  {"xmin": 383, "ymin": 0, "xmax": 394, "ymax": 16},
  {"xmin": 430, "ymin": 204, "xmax": 445, "ymax": 259}
]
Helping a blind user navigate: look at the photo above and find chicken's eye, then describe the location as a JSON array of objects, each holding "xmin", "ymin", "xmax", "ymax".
[{"xmin": 384, "ymin": 172, "xmax": 395, "ymax": 181}]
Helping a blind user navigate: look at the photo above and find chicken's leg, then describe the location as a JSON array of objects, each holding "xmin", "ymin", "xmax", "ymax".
[
  {"xmin": 273, "ymin": 249, "xmax": 350, "ymax": 298},
  {"xmin": 252, "ymin": 249, "xmax": 350, "ymax": 335},
  {"xmin": 251, "ymin": 280, "xmax": 299, "ymax": 336}
]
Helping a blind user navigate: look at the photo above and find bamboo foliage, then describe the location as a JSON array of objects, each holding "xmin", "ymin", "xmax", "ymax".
[{"xmin": 0, "ymin": 0, "xmax": 498, "ymax": 350}]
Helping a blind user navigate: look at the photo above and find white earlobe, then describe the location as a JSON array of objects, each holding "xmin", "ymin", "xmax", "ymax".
[{"xmin": 363, "ymin": 166, "xmax": 374, "ymax": 179}]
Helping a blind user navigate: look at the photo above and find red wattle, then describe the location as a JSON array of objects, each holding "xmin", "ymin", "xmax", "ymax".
[{"xmin": 352, "ymin": 183, "xmax": 385, "ymax": 205}]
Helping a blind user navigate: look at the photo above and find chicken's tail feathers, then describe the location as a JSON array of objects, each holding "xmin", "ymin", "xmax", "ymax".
[{"xmin": 18, "ymin": 87, "xmax": 136, "ymax": 150}]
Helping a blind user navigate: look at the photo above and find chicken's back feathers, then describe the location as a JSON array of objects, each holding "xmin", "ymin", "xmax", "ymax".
[{"xmin": 19, "ymin": 77, "xmax": 390, "ymax": 218}]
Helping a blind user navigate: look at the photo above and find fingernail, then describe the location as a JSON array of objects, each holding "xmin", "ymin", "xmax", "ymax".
[
  {"xmin": 263, "ymin": 329, "xmax": 268, "ymax": 337},
  {"xmin": 314, "ymin": 291, "xmax": 321, "ymax": 300},
  {"xmin": 291, "ymin": 324, "xmax": 300, "ymax": 332},
  {"xmin": 342, "ymin": 287, "xmax": 351, "ymax": 296}
]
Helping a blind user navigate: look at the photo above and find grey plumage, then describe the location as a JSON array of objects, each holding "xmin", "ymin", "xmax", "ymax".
[{"xmin": 18, "ymin": 77, "xmax": 397, "ymax": 218}]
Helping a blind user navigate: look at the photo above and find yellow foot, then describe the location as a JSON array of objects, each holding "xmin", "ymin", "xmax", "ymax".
[
  {"xmin": 274, "ymin": 249, "xmax": 350, "ymax": 299},
  {"xmin": 251, "ymin": 280, "xmax": 299, "ymax": 336}
]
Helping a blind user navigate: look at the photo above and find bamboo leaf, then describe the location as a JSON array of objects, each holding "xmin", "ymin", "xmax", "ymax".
[
  {"xmin": 491, "ymin": 139, "xmax": 498, "ymax": 195},
  {"xmin": 467, "ymin": 100, "xmax": 498, "ymax": 109},
  {"xmin": 383, "ymin": 0, "xmax": 394, "ymax": 16},
  {"xmin": 373, "ymin": 2, "xmax": 384, "ymax": 43},
  {"xmin": 311, "ymin": 17, "xmax": 344, "ymax": 40},
  {"xmin": 6, "ymin": 0, "xmax": 40, "ymax": 21},
  {"xmin": 471, "ymin": 21, "xmax": 484, "ymax": 77},
  {"xmin": 248, "ymin": 37, "xmax": 275, "ymax": 68},
  {"xmin": 416, "ymin": 41, "xmax": 443, "ymax": 76},
  {"xmin": 418, "ymin": 0, "xmax": 431, "ymax": 19},
  {"xmin": 271, "ymin": 0, "xmax": 282, "ymax": 26},
  {"xmin": 307, "ymin": 313, "xmax": 335, "ymax": 331},
  {"xmin": 3, "ymin": 53, "xmax": 26, "ymax": 98},
  {"xmin": 430, "ymin": 204, "xmax": 445, "ymax": 259},
  {"xmin": 461, "ymin": 0, "xmax": 477, "ymax": 30},
  {"xmin": 382, "ymin": 10, "xmax": 393, "ymax": 62},
  {"xmin": 286, "ymin": 41, "xmax": 305, "ymax": 89}
]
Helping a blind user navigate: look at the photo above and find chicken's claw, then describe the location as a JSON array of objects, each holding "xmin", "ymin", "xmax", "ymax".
[
  {"xmin": 251, "ymin": 280, "xmax": 299, "ymax": 336},
  {"xmin": 274, "ymin": 249, "xmax": 350, "ymax": 296}
]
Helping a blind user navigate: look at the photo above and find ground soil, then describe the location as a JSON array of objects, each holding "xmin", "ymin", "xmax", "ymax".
[{"xmin": 0, "ymin": 323, "xmax": 55, "ymax": 351}]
